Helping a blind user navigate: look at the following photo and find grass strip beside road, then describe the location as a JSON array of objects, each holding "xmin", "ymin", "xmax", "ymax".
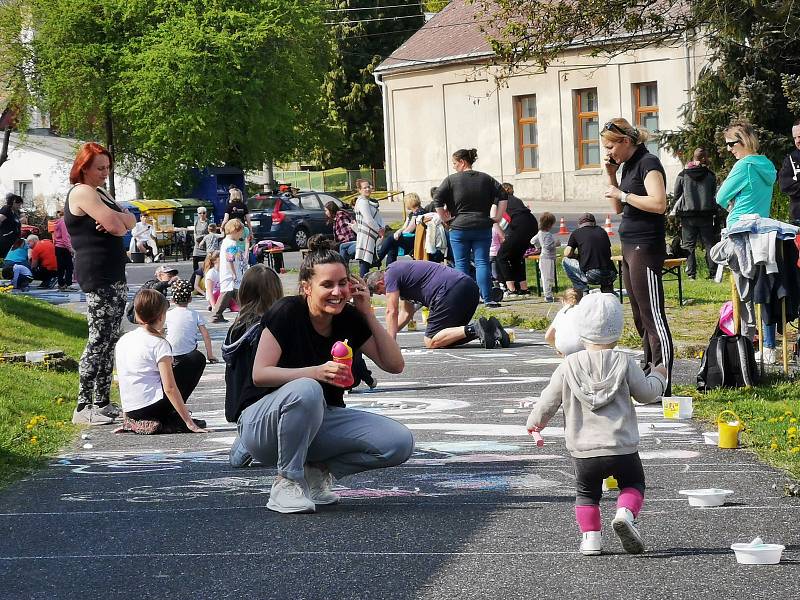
[
  {"xmin": 675, "ymin": 377, "xmax": 800, "ymax": 480},
  {"xmin": 0, "ymin": 295, "xmax": 85, "ymax": 486}
]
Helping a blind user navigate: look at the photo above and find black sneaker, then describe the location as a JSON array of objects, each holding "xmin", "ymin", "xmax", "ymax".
[
  {"xmin": 96, "ymin": 402, "xmax": 122, "ymax": 418},
  {"xmin": 489, "ymin": 316, "xmax": 511, "ymax": 348},
  {"xmin": 484, "ymin": 301, "xmax": 501, "ymax": 309},
  {"xmin": 475, "ymin": 317, "xmax": 496, "ymax": 349}
]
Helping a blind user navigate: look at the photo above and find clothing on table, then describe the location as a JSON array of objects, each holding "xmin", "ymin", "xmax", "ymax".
[
  {"xmin": 115, "ymin": 327, "xmax": 173, "ymax": 413},
  {"xmin": 64, "ymin": 186, "xmax": 127, "ymax": 293},
  {"xmin": 236, "ymin": 378, "xmax": 414, "ymax": 481},
  {"xmin": 30, "ymin": 239, "xmax": 57, "ymax": 271},
  {"xmin": 617, "ymin": 145, "xmax": 667, "ymax": 245},
  {"xmin": 716, "ymin": 155, "xmax": 777, "ymax": 227},
  {"xmin": 621, "ymin": 242, "xmax": 674, "ymax": 394},
  {"xmin": 333, "ymin": 210, "xmax": 356, "ymax": 244},
  {"xmin": 779, "ymin": 148, "xmax": 800, "ymax": 221},
  {"xmin": 354, "ymin": 195, "xmax": 384, "ymax": 266},
  {"xmin": 551, "ymin": 304, "xmax": 583, "ymax": 356},
  {"xmin": 78, "ymin": 281, "xmax": 128, "ymax": 409},
  {"xmin": 527, "ymin": 348, "xmax": 666, "ymax": 458}
]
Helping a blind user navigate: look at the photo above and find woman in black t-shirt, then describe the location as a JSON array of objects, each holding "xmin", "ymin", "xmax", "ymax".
[
  {"xmin": 496, "ymin": 183, "xmax": 538, "ymax": 295},
  {"xmin": 434, "ymin": 148, "xmax": 507, "ymax": 307},
  {"xmin": 222, "ymin": 187, "xmax": 250, "ymax": 230},
  {"xmin": 227, "ymin": 236, "xmax": 413, "ymax": 514},
  {"xmin": 602, "ymin": 118, "xmax": 674, "ymax": 394}
]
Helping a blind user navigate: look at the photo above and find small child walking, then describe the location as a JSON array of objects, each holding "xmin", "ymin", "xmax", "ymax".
[
  {"xmin": 115, "ymin": 288, "xmax": 208, "ymax": 434},
  {"xmin": 531, "ymin": 212, "xmax": 559, "ymax": 302},
  {"xmin": 526, "ymin": 293, "xmax": 666, "ymax": 556},
  {"xmin": 165, "ymin": 279, "xmax": 218, "ymax": 405},
  {"xmin": 211, "ymin": 219, "xmax": 245, "ymax": 323}
]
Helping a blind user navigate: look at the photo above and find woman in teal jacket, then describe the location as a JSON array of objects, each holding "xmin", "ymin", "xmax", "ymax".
[
  {"xmin": 716, "ymin": 121, "xmax": 777, "ymax": 227},
  {"xmin": 716, "ymin": 121, "xmax": 778, "ymax": 363}
]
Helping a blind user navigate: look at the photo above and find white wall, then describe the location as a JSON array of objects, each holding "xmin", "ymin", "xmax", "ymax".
[
  {"xmin": 0, "ymin": 143, "xmax": 139, "ymax": 215},
  {"xmin": 382, "ymin": 38, "xmax": 706, "ymax": 206}
]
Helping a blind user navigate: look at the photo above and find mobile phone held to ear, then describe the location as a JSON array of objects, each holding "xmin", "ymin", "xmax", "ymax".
[{"xmin": 607, "ymin": 157, "xmax": 619, "ymax": 166}]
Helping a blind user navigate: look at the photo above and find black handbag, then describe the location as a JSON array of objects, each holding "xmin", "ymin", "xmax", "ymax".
[{"xmin": 697, "ymin": 324, "xmax": 759, "ymax": 391}]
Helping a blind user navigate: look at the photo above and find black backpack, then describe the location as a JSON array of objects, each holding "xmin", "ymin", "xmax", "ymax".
[{"xmin": 697, "ymin": 325, "xmax": 759, "ymax": 391}]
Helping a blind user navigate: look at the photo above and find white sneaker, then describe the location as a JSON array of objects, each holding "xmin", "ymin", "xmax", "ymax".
[
  {"xmin": 267, "ymin": 477, "xmax": 315, "ymax": 514},
  {"xmin": 612, "ymin": 507, "xmax": 645, "ymax": 554},
  {"xmin": 580, "ymin": 531, "xmax": 602, "ymax": 556},
  {"xmin": 304, "ymin": 465, "xmax": 340, "ymax": 505},
  {"xmin": 755, "ymin": 347, "xmax": 776, "ymax": 365},
  {"xmin": 71, "ymin": 405, "xmax": 115, "ymax": 426}
]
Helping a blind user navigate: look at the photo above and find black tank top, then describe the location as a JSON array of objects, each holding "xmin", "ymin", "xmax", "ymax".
[{"xmin": 64, "ymin": 186, "xmax": 128, "ymax": 292}]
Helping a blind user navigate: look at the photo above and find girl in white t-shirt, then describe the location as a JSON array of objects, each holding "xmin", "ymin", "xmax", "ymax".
[
  {"xmin": 545, "ymin": 287, "xmax": 584, "ymax": 356},
  {"xmin": 116, "ymin": 288, "xmax": 208, "ymax": 434},
  {"xmin": 211, "ymin": 219, "xmax": 245, "ymax": 323}
]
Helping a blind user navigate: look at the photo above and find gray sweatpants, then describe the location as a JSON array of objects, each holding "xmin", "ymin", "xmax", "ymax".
[{"xmin": 238, "ymin": 378, "xmax": 415, "ymax": 480}]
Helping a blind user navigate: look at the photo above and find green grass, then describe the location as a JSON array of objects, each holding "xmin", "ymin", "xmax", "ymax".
[
  {"xmin": 674, "ymin": 377, "xmax": 800, "ymax": 480},
  {"xmin": 0, "ymin": 294, "xmax": 85, "ymax": 486}
]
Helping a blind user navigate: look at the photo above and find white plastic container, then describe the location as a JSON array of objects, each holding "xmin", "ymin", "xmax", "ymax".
[
  {"xmin": 703, "ymin": 431, "xmax": 720, "ymax": 445},
  {"xmin": 731, "ymin": 537, "xmax": 785, "ymax": 564},
  {"xmin": 678, "ymin": 488, "xmax": 734, "ymax": 507},
  {"xmin": 662, "ymin": 396, "xmax": 694, "ymax": 419}
]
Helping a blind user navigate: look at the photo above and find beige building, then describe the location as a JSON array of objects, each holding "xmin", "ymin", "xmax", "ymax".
[{"xmin": 374, "ymin": 1, "xmax": 707, "ymax": 203}]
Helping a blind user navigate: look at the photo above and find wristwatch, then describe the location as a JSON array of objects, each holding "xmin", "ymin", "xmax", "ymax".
[{"xmin": 619, "ymin": 192, "xmax": 628, "ymax": 205}]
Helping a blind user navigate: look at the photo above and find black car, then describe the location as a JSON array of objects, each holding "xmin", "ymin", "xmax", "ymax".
[{"xmin": 248, "ymin": 191, "xmax": 350, "ymax": 249}]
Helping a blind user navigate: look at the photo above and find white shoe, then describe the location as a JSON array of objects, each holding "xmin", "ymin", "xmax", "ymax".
[
  {"xmin": 304, "ymin": 465, "xmax": 340, "ymax": 505},
  {"xmin": 71, "ymin": 405, "xmax": 115, "ymax": 426},
  {"xmin": 755, "ymin": 347, "xmax": 776, "ymax": 365},
  {"xmin": 612, "ymin": 507, "xmax": 644, "ymax": 554},
  {"xmin": 267, "ymin": 477, "xmax": 315, "ymax": 514},
  {"xmin": 580, "ymin": 531, "xmax": 602, "ymax": 556},
  {"xmin": 153, "ymin": 253, "xmax": 162, "ymax": 263}
]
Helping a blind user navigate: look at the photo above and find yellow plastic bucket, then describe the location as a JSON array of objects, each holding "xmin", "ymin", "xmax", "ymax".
[{"xmin": 718, "ymin": 410, "xmax": 744, "ymax": 449}]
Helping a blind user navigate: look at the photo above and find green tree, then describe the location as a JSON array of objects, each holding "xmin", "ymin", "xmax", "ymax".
[
  {"xmin": 0, "ymin": 0, "xmax": 34, "ymax": 166},
  {"xmin": 316, "ymin": 0, "xmax": 424, "ymax": 169},
  {"xmin": 26, "ymin": 0, "xmax": 328, "ymax": 197}
]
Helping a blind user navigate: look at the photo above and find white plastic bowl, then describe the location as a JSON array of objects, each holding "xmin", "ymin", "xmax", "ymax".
[
  {"xmin": 678, "ymin": 488, "xmax": 734, "ymax": 507},
  {"xmin": 703, "ymin": 431, "xmax": 720, "ymax": 445},
  {"xmin": 731, "ymin": 540, "xmax": 785, "ymax": 564}
]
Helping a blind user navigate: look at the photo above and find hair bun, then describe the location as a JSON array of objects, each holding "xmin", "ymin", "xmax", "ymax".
[
  {"xmin": 306, "ymin": 234, "xmax": 337, "ymax": 253},
  {"xmin": 468, "ymin": 148, "xmax": 478, "ymax": 162}
]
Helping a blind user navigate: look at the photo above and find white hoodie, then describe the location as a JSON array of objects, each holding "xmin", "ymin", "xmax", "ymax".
[{"xmin": 527, "ymin": 349, "xmax": 666, "ymax": 458}]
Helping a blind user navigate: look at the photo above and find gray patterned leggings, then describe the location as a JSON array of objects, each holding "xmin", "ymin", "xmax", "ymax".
[{"xmin": 77, "ymin": 282, "xmax": 128, "ymax": 409}]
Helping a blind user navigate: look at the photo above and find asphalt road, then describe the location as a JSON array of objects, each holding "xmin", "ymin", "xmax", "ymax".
[{"xmin": 0, "ymin": 293, "xmax": 798, "ymax": 599}]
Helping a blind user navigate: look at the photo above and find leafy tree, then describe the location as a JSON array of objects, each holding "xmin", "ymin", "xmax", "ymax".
[
  {"xmin": 0, "ymin": 0, "xmax": 34, "ymax": 166},
  {"xmin": 315, "ymin": 0, "xmax": 424, "ymax": 169},
  {"xmin": 25, "ymin": 0, "xmax": 329, "ymax": 197}
]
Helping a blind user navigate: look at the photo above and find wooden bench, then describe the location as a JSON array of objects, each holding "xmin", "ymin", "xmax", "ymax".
[{"xmin": 611, "ymin": 256, "xmax": 688, "ymax": 306}]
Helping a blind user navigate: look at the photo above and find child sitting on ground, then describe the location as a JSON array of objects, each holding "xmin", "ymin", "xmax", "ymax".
[
  {"xmin": 116, "ymin": 288, "xmax": 209, "ymax": 435},
  {"xmin": 544, "ymin": 287, "xmax": 583, "ymax": 356},
  {"xmin": 165, "ymin": 279, "xmax": 218, "ymax": 405},
  {"xmin": 526, "ymin": 293, "xmax": 667, "ymax": 556},
  {"xmin": 2, "ymin": 263, "xmax": 33, "ymax": 291},
  {"xmin": 530, "ymin": 212, "xmax": 559, "ymax": 302}
]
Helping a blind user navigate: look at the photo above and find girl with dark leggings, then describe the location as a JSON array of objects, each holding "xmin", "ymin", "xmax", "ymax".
[{"xmin": 602, "ymin": 117, "xmax": 674, "ymax": 395}]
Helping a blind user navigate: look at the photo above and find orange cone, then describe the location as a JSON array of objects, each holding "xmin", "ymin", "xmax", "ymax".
[
  {"xmin": 558, "ymin": 217, "xmax": 569, "ymax": 235},
  {"xmin": 604, "ymin": 214, "xmax": 615, "ymax": 236}
]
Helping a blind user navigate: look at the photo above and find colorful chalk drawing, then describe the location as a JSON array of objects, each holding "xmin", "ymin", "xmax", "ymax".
[
  {"xmin": 59, "ymin": 475, "xmax": 438, "ymax": 504},
  {"xmin": 55, "ymin": 449, "xmax": 229, "ymax": 475},
  {"xmin": 411, "ymin": 468, "xmax": 573, "ymax": 493}
]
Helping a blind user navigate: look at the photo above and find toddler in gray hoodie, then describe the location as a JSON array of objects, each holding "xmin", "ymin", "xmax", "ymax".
[{"xmin": 526, "ymin": 292, "xmax": 667, "ymax": 556}]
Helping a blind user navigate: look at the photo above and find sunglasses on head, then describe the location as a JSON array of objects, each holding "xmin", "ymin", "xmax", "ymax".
[
  {"xmin": 725, "ymin": 140, "xmax": 740, "ymax": 148},
  {"xmin": 603, "ymin": 122, "xmax": 638, "ymax": 142}
]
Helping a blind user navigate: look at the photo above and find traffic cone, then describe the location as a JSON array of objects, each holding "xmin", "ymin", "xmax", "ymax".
[
  {"xmin": 558, "ymin": 217, "xmax": 569, "ymax": 235},
  {"xmin": 604, "ymin": 214, "xmax": 615, "ymax": 236}
]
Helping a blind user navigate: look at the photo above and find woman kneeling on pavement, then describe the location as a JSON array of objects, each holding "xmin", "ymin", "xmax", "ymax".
[{"xmin": 226, "ymin": 235, "xmax": 414, "ymax": 514}]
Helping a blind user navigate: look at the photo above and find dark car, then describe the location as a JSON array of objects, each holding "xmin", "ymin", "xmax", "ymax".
[{"xmin": 248, "ymin": 191, "xmax": 350, "ymax": 249}]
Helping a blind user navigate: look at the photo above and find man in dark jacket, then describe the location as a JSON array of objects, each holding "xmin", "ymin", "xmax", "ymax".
[
  {"xmin": 674, "ymin": 148, "xmax": 719, "ymax": 279},
  {"xmin": 778, "ymin": 119, "xmax": 800, "ymax": 223}
]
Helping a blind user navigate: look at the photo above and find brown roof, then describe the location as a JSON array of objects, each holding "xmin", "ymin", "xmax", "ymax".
[{"xmin": 376, "ymin": 1, "xmax": 493, "ymax": 74}]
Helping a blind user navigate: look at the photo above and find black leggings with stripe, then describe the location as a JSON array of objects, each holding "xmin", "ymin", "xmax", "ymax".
[{"xmin": 621, "ymin": 242, "xmax": 673, "ymax": 395}]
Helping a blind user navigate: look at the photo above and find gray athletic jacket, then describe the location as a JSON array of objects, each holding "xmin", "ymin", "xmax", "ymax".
[{"xmin": 526, "ymin": 349, "xmax": 666, "ymax": 458}]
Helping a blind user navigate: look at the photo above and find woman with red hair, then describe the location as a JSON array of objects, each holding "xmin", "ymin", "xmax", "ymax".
[{"xmin": 64, "ymin": 142, "xmax": 137, "ymax": 425}]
